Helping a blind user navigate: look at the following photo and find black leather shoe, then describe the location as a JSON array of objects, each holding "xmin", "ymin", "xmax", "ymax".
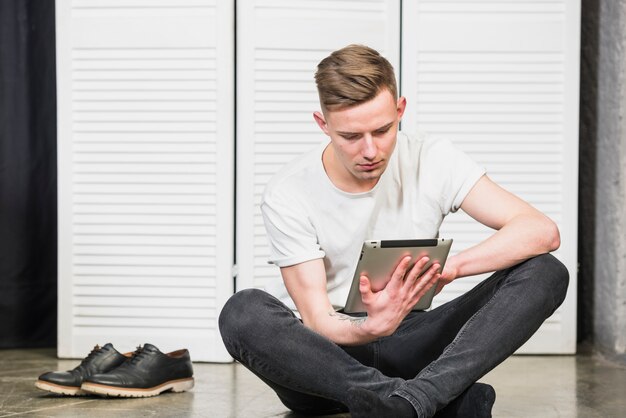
[
  {"xmin": 81, "ymin": 343, "xmax": 194, "ymax": 397},
  {"xmin": 35, "ymin": 343, "xmax": 129, "ymax": 396}
]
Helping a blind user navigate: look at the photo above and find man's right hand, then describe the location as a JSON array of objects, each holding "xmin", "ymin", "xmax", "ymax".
[
  {"xmin": 280, "ymin": 256, "xmax": 439, "ymax": 346},
  {"xmin": 359, "ymin": 256, "xmax": 441, "ymax": 337}
]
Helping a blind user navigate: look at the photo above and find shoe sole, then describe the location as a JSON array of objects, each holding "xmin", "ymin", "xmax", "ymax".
[
  {"xmin": 81, "ymin": 377, "xmax": 194, "ymax": 398},
  {"xmin": 35, "ymin": 380, "xmax": 88, "ymax": 396}
]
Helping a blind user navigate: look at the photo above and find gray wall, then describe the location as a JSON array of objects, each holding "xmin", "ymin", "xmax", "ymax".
[{"xmin": 579, "ymin": 0, "xmax": 626, "ymax": 363}]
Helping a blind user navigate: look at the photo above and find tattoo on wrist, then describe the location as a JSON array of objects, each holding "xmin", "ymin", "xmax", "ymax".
[{"xmin": 328, "ymin": 310, "xmax": 366, "ymax": 327}]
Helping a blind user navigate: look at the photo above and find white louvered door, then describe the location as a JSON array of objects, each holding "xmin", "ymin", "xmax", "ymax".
[
  {"xmin": 401, "ymin": 1, "xmax": 580, "ymax": 353},
  {"xmin": 57, "ymin": 0, "xmax": 579, "ymax": 360},
  {"xmin": 56, "ymin": 0, "xmax": 234, "ymax": 361},
  {"xmin": 236, "ymin": 0, "xmax": 401, "ymax": 292}
]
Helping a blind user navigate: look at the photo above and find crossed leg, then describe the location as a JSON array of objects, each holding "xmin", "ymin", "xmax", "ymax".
[{"xmin": 219, "ymin": 254, "xmax": 569, "ymax": 417}]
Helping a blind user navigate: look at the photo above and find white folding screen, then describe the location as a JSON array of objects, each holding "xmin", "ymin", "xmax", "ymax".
[
  {"xmin": 401, "ymin": 0, "xmax": 580, "ymax": 353},
  {"xmin": 236, "ymin": 0, "xmax": 401, "ymax": 291},
  {"xmin": 56, "ymin": 0, "xmax": 580, "ymax": 360},
  {"xmin": 56, "ymin": 0, "xmax": 234, "ymax": 362}
]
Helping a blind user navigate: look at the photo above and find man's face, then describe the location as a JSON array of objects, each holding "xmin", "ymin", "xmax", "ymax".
[{"xmin": 314, "ymin": 89, "xmax": 406, "ymax": 192}]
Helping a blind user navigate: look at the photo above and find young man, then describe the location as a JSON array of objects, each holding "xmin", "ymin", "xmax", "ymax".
[{"xmin": 219, "ymin": 45, "xmax": 568, "ymax": 417}]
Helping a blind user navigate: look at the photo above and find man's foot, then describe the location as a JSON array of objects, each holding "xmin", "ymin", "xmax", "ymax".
[
  {"xmin": 435, "ymin": 383, "xmax": 496, "ymax": 418},
  {"xmin": 346, "ymin": 387, "xmax": 418, "ymax": 418}
]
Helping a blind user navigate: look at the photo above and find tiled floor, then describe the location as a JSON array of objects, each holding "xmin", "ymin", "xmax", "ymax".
[{"xmin": 1, "ymin": 347, "xmax": 625, "ymax": 417}]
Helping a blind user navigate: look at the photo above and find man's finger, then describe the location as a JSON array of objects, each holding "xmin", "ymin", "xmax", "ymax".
[
  {"xmin": 410, "ymin": 272, "xmax": 441, "ymax": 303},
  {"xmin": 406, "ymin": 262, "xmax": 440, "ymax": 294},
  {"xmin": 388, "ymin": 256, "xmax": 413, "ymax": 289},
  {"xmin": 359, "ymin": 275, "xmax": 374, "ymax": 304},
  {"xmin": 400, "ymin": 256, "xmax": 429, "ymax": 286},
  {"xmin": 404, "ymin": 259, "xmax": 438, "ymax": 288}
]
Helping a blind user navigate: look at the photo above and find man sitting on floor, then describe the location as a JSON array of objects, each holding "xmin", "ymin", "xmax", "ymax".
[{"xmin": 219, "ymin": 44, "xmax": 568, "ymax": 418}]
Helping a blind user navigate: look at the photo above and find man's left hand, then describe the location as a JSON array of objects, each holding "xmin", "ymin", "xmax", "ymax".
[{"xmin": 435, "ymin": 256, "xmax": 459, "ymax": 294}]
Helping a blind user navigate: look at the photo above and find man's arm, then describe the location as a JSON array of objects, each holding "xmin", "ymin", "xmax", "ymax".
[
  {"xmin": 437, "ymin": 175, "xmax": 560, "ymax": 292},
  {"xmin": 281, "ymin": 256, "xmax": 440, "ymax": 346}
]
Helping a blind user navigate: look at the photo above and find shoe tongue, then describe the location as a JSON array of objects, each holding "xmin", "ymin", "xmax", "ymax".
[
  {"xmin": 142, "ymin": 343, "xmax": 160, "ymax": 353},
  {"xmin": 101, "ymin": 343, "xmax": 114, "ymax": 350}
]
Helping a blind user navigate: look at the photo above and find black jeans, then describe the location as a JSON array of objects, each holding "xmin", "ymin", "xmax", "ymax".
[{"xmin": 219, "ymin": 254, "xmax": 569, "ymax": 417}]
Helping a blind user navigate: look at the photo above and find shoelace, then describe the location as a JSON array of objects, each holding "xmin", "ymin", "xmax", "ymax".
[
  {"xmin": 74, "ymin": 344, "xmax": 103, "ymax": 374},
  {"xmin": 79, "ymin": 344, "xmax": 102, "ymax": 366},
  {"xmin": 129, "ymin": 345, "xmax": 150, "ymax": 365}
]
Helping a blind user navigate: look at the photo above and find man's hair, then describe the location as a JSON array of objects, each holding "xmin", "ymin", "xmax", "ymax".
[{"xmin": 314, "ymin": 44, "xmax": 397, "ymax": 111}]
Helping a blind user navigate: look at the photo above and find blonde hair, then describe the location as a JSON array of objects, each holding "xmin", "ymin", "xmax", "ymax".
[{"xmin": 314, "ymin": 44, "xmax": 397, "ymax": 111}]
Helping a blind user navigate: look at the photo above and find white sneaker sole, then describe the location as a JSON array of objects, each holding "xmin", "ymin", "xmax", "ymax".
[
  {"xmin": 81, "ymin": 377, "xmax": 194, "ymax": 398},
  {"xmin": 35, "ymin": 380, "xmax": 88, "ymax": 396}
]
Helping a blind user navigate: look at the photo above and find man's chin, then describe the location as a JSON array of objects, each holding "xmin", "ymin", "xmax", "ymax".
[{"xmin": 354, "ymin": 169, "xmax": 383, "ymax": 183}]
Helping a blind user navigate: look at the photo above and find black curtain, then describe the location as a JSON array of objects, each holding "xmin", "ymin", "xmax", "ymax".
[{"xmin": 0, "ymin": 0, "xmax": 57, "ymax": 348}]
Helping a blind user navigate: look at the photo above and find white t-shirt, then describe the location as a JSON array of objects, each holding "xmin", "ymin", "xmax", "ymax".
[{"xmin": 260, "ymin": 131, "xmax": 486, "ymax": 310}]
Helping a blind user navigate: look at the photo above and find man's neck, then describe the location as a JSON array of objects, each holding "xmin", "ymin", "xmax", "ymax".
[{"xmin": 321, "ymin": 145, "xmax": 379, "ymax": 193}]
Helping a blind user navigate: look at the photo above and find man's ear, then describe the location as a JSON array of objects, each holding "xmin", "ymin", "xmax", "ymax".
[
  {"xmin": 397, "ymin": 96, "xmax": 407, "ymax": 121},
  {"xmin": 313, "ymin": 111, "xmax": 330, "ymax": 135}
]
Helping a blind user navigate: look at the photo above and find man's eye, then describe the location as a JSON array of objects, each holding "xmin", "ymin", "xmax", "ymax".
[
  {"xmin": 342, "ymin": 135, "xmax": 360, "ymax": 140},
  {"xmin": 374, "ymin": 127, "xmax": 391, "ymax": 135}
]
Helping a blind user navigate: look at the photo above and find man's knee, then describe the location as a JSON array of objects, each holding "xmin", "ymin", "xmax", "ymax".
[
  {"xmin": 525, "ymin": 253, "xmax": 570, "ymax": 310},
  {"xmin": 218, "ymin": 288, "xmax": 268, "ymax": 344}
]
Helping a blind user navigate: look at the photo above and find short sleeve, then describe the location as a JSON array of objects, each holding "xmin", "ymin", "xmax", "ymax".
[
  {"xmin": 421, "ymin": 138, "xmax": 486, "ymax": 215},
  {"xmin": 261, "ymin": 188, "xmax": 325, "ymax": 267}
]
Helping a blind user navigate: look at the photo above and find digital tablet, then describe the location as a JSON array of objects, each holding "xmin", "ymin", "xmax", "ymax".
[{"xmin": 343, "ymin": 238, "xmax": 453, "ymax": 314}]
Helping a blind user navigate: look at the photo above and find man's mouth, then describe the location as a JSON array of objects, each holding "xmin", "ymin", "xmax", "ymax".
[{"xmin": 357, "ymin": 161, "xmax": 382, "ymax": 171}]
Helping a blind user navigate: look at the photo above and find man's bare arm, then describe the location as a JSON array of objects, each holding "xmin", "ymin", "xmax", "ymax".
[
  {"xmin": 327, "ymin": 310, "xmax": 367, "ymax": 327},
  {"xmin": 280, "ymin": 259, "xmax": 375, "ymax": 345},
  {"xmin": 438, "ymin": 175, "xmax": 560, "ymax": 291}
]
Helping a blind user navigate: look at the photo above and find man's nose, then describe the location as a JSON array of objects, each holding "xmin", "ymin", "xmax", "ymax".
[{"xmin": 361, "ymin": 135, "xmax": 377, "ymax": 160}]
